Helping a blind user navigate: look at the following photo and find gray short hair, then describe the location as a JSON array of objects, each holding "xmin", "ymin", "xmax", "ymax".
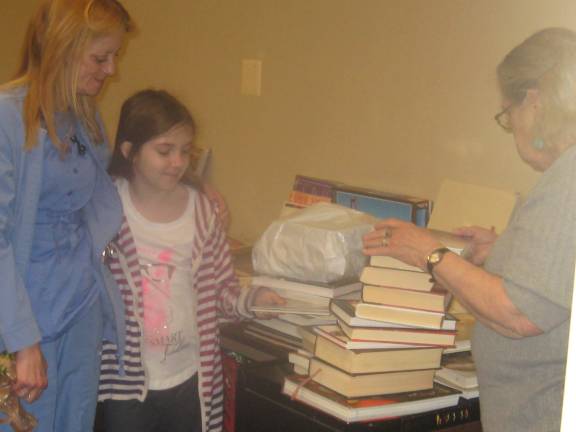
[{"xmin": 498, "ymin": 28, "xmax": 576, "ymax": 149}]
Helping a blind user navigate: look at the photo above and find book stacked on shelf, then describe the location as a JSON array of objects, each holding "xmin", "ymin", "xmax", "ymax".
[
  {"xmin": 333, "ymin": 184, "xmax": 431, "ymax": 227},
  {"xmin": 353, "ymin": 265, "xmax": 451, "ymax": 331},
  {"xmin": 286, "ymin": 175, "xmax": 335, "ymax": 209},
  {"xmin": 434, "ymin": 350, "xmax": 479, "ymax": 399},
  {"xmin": 282, "ymin": 375, "xmax": 461, "ymax": 423},
  {"xmin": 301, "ymin": 324, "xmax": 444, "ymax": 398},
  {"xmin": 284, "ymin": 175, "xmax": 432, "ymax": 226},
  {"xmin": 246, "ymin": 275, "xmax": 361, "ymax": 351}
]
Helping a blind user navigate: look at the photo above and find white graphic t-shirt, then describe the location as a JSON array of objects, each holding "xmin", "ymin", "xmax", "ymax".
[{"xmin": 117, "ymin": 179, "xmax": 199, "ymax": 390}]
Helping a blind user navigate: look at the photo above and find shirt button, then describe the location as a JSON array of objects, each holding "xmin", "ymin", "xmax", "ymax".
[{"xmin": 73, "ymin": 168, "xmax": 78, "ymax": 174}]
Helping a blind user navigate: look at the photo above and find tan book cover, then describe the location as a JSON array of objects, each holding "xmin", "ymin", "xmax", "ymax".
[
  {"xmin": 309, "ymin": 358, "xmax": 435, "ymax": 398},
  {"xmin": 282, "ymin": 375, "xmax": 460, "ymax": 423},
  {"xmin": 338, "ymin": 320, "xmax": 456, "ymax": 348},
  {"xmin": 427, "ymin": 179, "xmax": 518, "ymax": 316},
  {"xmin": 314, "ymin": 325, "xmax": 427, "ymax": 350},
  {"xmin": 360, "ymin": 267, "xmax": 434, "ymax": 292},
  {"xmin": 427, "ymin": 179, "xmax": 517, "ymax": 234},
  {"xmin": 314, "ymin": 334, "xmax": 442, "ymax": 374},
  {"xmin": 362, "ymin": 284, "xmax": 448, "ymax": 313},
  {"xmin": 330, "ymin": 299, "xmax": 457, "ymax": 331},
  {"xmin": 369, "ymin": 255, "xmax": 421, "ymax": 272},
  {"xmin": 355, "ymin": 303, "xmax": 445, "ymax": 329}
]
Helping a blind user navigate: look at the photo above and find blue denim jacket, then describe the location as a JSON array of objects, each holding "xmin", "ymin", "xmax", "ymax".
[{"xmin": 0, "ymin": 86, "xmax": 125, "ymax": 355}]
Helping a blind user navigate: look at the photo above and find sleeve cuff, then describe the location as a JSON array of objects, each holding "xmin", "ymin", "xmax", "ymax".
[
  {"xmin": 503, "ymin": 277, "xmax": 570, "ymax": 332},
  {"xmin": 1, "ymin": 319, "xmax": 42, "ymax": 353}
]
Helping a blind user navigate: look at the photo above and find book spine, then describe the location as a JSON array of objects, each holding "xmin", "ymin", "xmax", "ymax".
[
  {"xmin": 292, "ymin": 175, "xmax": 336, "ymax": 198},
  {"xmin": 288, "ymin": 190, "xmax": 332, "ymax": 206}
]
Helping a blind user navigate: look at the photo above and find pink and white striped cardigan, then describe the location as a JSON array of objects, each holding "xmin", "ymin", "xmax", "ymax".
[{"xmin": 98, "ymin": 189, "xmax": 256, "ymax": 432}]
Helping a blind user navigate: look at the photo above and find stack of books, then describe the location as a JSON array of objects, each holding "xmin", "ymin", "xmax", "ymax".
[
  {"xmin": 282, "ymin": 257, "xmax": 460, "ymax": 396},
  {"xmin": 245, "ymin": 275, "xmax": 362, "ymax": 350},
  {"xmin": 281, "ymin": 230, "xmax": 472, "ymax": 421},
  {"xmin": 307, "ymin": 324, "xmax": 444, "ymax": 398},
  {"xmin": 284, "ymin": 175, "xmax": 432, "ymax": 226},
  {"xmin": 329, "ymin": 230, "xmax": 469, "ymax": 350},
  {"xmin": 282, "ymin": 374, "xmax": 461, "ymax": 423},
  {"xmin": 283, "ymin": 320, "xmax": 462, "ymax": 423}
]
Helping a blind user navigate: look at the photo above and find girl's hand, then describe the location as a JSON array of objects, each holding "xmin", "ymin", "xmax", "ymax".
[
  {"xmin": 12, "ymin": 344, "xmax": 48, "ymax": 403},
  {"xmin": 362, "ymin": 219, "xmax": 443, "ymax": 271},
  {"xmin": 252, "ymin": 288, "xmax": 287, "ymax": 319},
  {"xmin": 453, "ymin": 226, "xmax": 498, "ymax": 266}
]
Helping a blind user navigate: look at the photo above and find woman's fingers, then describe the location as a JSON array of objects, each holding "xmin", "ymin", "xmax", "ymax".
[{"xmin": 13, "ymin": 344, "xmax": 48, "ymax": 403}]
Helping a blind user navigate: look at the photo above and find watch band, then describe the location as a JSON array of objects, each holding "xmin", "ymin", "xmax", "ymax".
[{"xmin": 426, "ymin": 247, "xmax": 451, "ymax": 276}]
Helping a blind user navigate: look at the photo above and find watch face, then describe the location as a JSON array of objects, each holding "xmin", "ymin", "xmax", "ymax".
[
  {"xmin": 430, "ymin": 252, "xmax": 442, "ymax": 264},
  {"xmin": 427, "ymin": 247, "xmax": 450, "ymax": 274}
]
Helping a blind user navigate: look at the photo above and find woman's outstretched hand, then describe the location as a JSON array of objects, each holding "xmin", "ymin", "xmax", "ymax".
[{"xmin": 363, "ymin": 219, "xmax": 443, "ymax": 271}]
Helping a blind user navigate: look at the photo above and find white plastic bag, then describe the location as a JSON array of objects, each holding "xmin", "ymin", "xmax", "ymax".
[{"xmin": 252, "ymin": 203, "xmax": 377, "ymax": 284}]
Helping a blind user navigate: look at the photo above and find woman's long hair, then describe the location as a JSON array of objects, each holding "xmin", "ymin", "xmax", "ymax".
[{"xmin": 7, "ymin": 0, "xmax": 132, "ymax": 152}]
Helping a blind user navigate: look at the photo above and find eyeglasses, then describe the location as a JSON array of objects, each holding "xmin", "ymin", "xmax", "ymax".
[{"xmin": 494, "ymin": 105, "xmax": 513, "ymax": 133}]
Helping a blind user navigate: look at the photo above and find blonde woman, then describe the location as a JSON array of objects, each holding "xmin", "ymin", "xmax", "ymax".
[
  {"xmin": 364, "ymin": 28, "xmax": 576, "ymax": 432},
  {"xmin": 0, "ymin": 0, "xmax": 132, "ymax": 430}
]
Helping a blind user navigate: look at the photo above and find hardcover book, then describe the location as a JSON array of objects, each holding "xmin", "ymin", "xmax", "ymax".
[
  {"xmin": 334, "ymin": 188, "xmax": 430, "ymax": 227},
  {"xmin": 289, "ymin": 175, "xmax": 432, "ymax": 226},
  {"xmin": 314, "ymin": 334, "xmax": 442, "ymax": 374},
  {"xmin": 337, "ymin": 320, "xmax": 456, "ymax": 348},
  {"xmin": 354, "ymin": 303, "xmax": 445, "ymax": 329},
  {"xmin": 282, "ymin": 375, "xmax": 461, "ymax": 423},
  {"xmin": 330, "ymin": 299, "xmax": 457, "ymax": 330},
  {"xmin": 297, "ymin": 325, "xmax": 318, "ymax": 353},
  {"xmin": 314, "ymin": 325, "xmax": 427, "ymax": 350},
  {"xmin": 250, "ymin": 318, "xmax": 302, "ymax": 339},
  {"xmin": 244, "ymin": 321, "xmax": 303, "ymax": 351},
  {"xmin": 278, "ymin": 313, "xmax": 336, "ymax": 327},
  {"xmin": 309, "ymin": 358, "xmax": 436, "ymax": 398},
  {"xmin": 288, "ymin": 349, "xmax": 312, "ymax": 375},
  {"xmin": 435, "ymin": 351, "xmax": 478, "ymax": 389},
  {"xmin": 292, "ymin": 175, "xmax": 340, "ymax": 199},
  {"xmin": 360, "ymin": 266, "xmax": 434, "ymax": 292},
  {"xmin": 362, "ymin": 284, "xmax": 448, "ymax": 313},
  {"xmin": 251, "ymin": 275, "xmax": 362, "ymax": 299},
  {"xmin": 369, "ymin": 255, "xmax": 422, "ymax": 272},
  {"xmin": 288, "ymin": 190, "xmax": 332, "ymax": 207},
  {"xmin": 250, "ymin": 298, "xmax": 330, "ymax": 316}
]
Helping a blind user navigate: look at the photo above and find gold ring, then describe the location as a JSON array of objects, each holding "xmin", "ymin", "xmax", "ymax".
[{"xmin": 381, "ymin": 237, "xmax": 388, "ymax": 247}]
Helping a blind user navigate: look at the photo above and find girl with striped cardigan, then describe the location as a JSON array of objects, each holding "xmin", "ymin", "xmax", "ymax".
[{"xmin": 97, "ymin": 89, "xmax": 283, "ymax": 432}]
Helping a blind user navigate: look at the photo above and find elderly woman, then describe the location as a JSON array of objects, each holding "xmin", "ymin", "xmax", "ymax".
[{"xmin": 363, "ymin": 28, "xmax": 576, "ymax": 432}]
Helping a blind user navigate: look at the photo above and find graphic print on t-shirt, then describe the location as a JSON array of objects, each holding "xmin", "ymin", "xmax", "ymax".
[{"xmin": 141, "ymin": 247, "xmax": 190, "ymax": 362}]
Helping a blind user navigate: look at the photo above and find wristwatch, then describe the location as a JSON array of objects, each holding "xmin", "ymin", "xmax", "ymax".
[{"xmin": 426, "ymin": 247, "xmax": 451, "ymax": 278}]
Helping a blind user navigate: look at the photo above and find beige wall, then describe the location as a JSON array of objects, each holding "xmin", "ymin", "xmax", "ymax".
[
  {"xmin": 0, "ymin": 1, "xmax": 38, "ymax": 81},
  {"xmin": 2, "ymin": 1, "xmax": 576, "ymax": 243}
]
